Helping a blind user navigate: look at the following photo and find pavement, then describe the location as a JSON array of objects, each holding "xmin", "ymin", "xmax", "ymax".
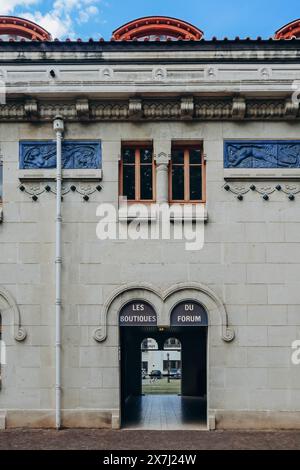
[{"xmin": 0, "ymin": 429, "xmax": 300, "ymax": 450}]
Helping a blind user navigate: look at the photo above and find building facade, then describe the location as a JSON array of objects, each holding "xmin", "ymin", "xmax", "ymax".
[{"xmin": 0, "ymin": 15, "xmax": 300, "ymax": 430}]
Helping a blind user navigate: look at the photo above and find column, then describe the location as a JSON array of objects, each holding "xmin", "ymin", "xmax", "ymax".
[{"xmin": 154, "ymin": 142, "xmax": 171, "ymax": 204}]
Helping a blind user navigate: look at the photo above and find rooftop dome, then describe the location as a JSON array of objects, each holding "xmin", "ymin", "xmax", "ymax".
[
  {"xmin": 0, "ymin": 16, "xmax": 51, "ymax": 41},
  {"xmin": 112, "ymin": 16, "xmax": 204, "ymax": 41},
  {"xmin": 275, "ymin": 19, "xmax": 300, "ymax": 39}
]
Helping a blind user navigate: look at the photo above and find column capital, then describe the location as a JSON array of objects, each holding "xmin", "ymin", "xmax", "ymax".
[{"xmin": 154, "ymin": 151, "xmax": 171, "ymax": 166}]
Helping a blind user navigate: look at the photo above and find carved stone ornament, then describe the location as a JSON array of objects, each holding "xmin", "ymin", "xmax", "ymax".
[
  {"xmin": 76, "ymin": 99, "xmax": 90, "ymax": 118},
  {"xmin": 260, "ymin": 67, "xmax": 271, "ymax": 80},
  {"xmin": 24, "ymin": 99, "xmax": 38, "ymax": 117},
  {"xmin": 284, "ymin": 98, "xmax": 299, "ymax": 119},
  {"xmin": 180, "ymin": 96, "xmax": 194, "ymax": 119},
  {"xmin": 128, "ymin": 98, "xmax": 142, "ymax": 118},
  {"xmin": 153, "ymin": 67, "xmax": 167, "ymax": 81},
  {"xmin": 232, "ymin": 97, "xmax": 246, "ymax": 120},
  {"xmin": 154, "ymin": 152, "xmax": 171, "ymax": 165},
  {"xmin": 0, "ymin": 286, "xmax": 27, "ymax": 341},
  {"xmin": 101, "ymin": 67, "xmax": 113, "ymax": 80},
  {"xmin": 206, "ymin": 67, "xmax": 217, "ymax": 80}
]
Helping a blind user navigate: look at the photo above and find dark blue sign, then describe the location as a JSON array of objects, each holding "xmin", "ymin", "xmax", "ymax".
[
  {"xmin": 224, "ymin": 140, "xmax": 300, "ymax": 169},
  {"xmin": 119, "ymin": 301, "xmax": 157, "ymax": 326},
  {"xmin": 171, "ymin": 301, "xmax": 208, "ymax": 326},
  {"xmin": 19, "ymin": 140, "xmax": 101, "ymax": 169}
]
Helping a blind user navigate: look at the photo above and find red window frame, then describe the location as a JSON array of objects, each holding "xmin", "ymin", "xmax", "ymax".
[
  {"xmin": 169, "ymin": 145, "xmax": 206, "ymax": 203},
  {"xmin": 119, "ymin": 143, "xmax": 156, "ymax": 202}
]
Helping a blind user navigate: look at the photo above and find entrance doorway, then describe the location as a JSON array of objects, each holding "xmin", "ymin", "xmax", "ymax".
[{"xmin": 120, "ymin": 300, "xmax": 208, "ymax": 430}]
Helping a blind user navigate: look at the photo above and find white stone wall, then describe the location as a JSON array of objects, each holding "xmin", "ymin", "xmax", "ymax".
[{"xmin": 0, "ymin": 119, "xmax": 300, "ymax": 428}]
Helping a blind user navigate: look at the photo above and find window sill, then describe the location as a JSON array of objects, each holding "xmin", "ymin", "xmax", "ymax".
[
  {"xmin": 18, "ymin": 169, "xmax": 102, "ymax": 181},
  {"xmin": 118, "ymin": 203, "xmax": 208, "ymax": 223},
  {"xmin": 118, "ymin": 203, "xmax": 158, "ymax": 222},
  {"xmin": 169, "ymin": 203, "xmax": 208, "ymax": 222},
  {"xmin": 224, "ymin": 168, "xmax": 300, "ymax": 180}
]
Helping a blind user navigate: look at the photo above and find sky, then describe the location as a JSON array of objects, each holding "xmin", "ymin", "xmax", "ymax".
[{"xmin": 1, "ymin": 0, "xmax": 300, "ymax": 40}]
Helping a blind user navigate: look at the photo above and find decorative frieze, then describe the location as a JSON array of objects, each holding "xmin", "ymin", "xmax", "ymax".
[
  {"xmin": 143, "ymin": 100, "xmax": 181, "ymax": 119},
  {"xmin": 246, "ymin": 100, "xmax": 285, "ymax": 119},
  {"xmin": 195, "ymin": 100, "xmax": 232, "ymax": 119},
  {"xmin": 0, "ymin": 97, "xmax": 299, "ymax": 121},
  {"xmin": 91, "ymin": 102, "xmax": 129, "ymax": 119}
]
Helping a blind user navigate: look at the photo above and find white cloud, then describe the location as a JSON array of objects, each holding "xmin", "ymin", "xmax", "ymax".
[
  {"xmin": 20, "ymin": 10, "xmax": 74, "ymax": 38},
  {"xmin": 78, "ymin": 5, "xmax": 99, "ymax": 24},
  {"xmin": 3, "ymin": 0, "xmax": 102, "ymax": 38},
  {"xmin": 0, "ymin": 0, "xmax": 38, "ymax": 15}
]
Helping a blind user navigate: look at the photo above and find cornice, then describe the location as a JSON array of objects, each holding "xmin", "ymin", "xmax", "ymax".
[
  {"xmin": 0, "ymin": 96, "xmax": 299, "ymax": 121},
  {"xmin": 2, "ymin": 40, "xmax": 300, "ymax": 63}
]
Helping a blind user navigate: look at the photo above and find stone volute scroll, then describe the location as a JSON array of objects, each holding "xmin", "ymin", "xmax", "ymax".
[{"xmin": 0, "ymin": 286, "xmax": 27, "ymax": 341}]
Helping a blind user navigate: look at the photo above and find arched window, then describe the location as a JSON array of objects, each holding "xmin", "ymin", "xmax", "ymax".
[{"xmin": 164, "ymin": 337, "xmax": 182, "ymax": 350}]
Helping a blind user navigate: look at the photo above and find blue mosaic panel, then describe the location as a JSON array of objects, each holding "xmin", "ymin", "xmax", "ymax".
[
  {"xmin": 224, "ymin": 141, "xmax": 300, "ymax": 169},
  {"xmin": 19, "ymin": 141, "xmax": 101, "ymax": 169}
]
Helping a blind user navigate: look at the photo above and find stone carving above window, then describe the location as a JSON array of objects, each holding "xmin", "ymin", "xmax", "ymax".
[
  {"xmin": 19, "ymin": 141, "xmax": 101, "ymax": 169},
  {"xmin": 224, "ymin": 141, "xmax": 300, "ymax": 169}
]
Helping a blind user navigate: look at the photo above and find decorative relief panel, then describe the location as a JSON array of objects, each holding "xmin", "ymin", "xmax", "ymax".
[
  {"xmin": 224, "ymin": 141, "xmax": 300, "ymax": 169},
  {"xmin": 19, "ymin": 140, "xmax": 101, "ymax": 169}
]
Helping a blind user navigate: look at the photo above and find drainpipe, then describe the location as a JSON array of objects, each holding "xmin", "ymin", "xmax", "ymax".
[{"xmin": 53, "ymin": 116, "xmax": 64, "ymax": 429}]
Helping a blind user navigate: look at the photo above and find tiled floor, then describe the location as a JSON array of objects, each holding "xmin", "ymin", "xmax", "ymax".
[{"xmin": 123, "ymin": 395, "xmax": 207, "ymax": 430}]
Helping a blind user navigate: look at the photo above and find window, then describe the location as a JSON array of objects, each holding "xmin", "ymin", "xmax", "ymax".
[
  {"xmin": 120, "ymin": 144, "xmax": 155, "ymax": 201},
  {"xmin": 165, "ymin": 338, "xmax": 181, "ymax": 348},
  {"xmin": 163, "ymin": 360, "xmax": 181, "ymax": 370},
  {"xmin": 170, "ymin": 145, "xmax": 205, "ymax": 202}
]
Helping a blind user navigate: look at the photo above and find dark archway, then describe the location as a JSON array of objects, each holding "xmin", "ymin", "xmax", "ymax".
[{"xmin": 120, "ymin": 301, "xmax": 208, "ymax": 429}]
